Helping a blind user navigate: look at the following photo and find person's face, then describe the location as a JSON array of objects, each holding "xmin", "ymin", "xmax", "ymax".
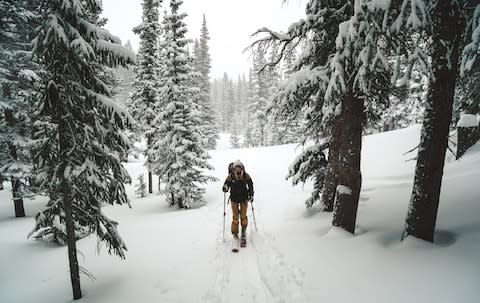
[{"xmin": 234, "ymin": 166, "xmax": 242, "ymax": 174}]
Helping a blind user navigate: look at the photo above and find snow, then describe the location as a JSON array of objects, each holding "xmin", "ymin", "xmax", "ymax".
[
  {"xmin": 337, "ymin": 185, "xmax": 352, "ymax": 195},
  {"xmin": 1, "ymin": 125, "xmax": 480, "ymax": 302},
  {"xmin": 457, "ymin": 114, "xmax": 479, "ymax": 128}
]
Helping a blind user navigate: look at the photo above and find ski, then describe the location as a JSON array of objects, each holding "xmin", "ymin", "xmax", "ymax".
[{"xmin": 232, "ymin": 235, "xmax": 240, "ymax": 253}]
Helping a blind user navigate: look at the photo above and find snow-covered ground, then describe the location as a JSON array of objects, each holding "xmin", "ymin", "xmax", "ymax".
[{"xmin": 1, "ymin": 125, "xmax": 479, "ymax": 303}]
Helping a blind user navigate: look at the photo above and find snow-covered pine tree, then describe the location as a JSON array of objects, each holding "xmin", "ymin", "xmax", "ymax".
[
  {"xmin": 0, "ymin": 0, "xmax": 43, "ymax": 217},
  {"xmin": 278, "ymin": 44, "xmax": 303, "ymax": 144},
  {"xmin": 252, "ymin": 1, "xmax": 395, "ymax": 234},
  {"xmin": 243, "ymin": 70, "xmax": 255, "ymax": 147},
  {"xmin": 286, "ymin": 141, "xmax": 329, "ymax": 207},
  {"xmin": 402, "ymin": 1, "xmax": 480, "ymax": 242},
  {"xmin": 135, "ymin": 174, "xmax": 147, "ymax": 198},
  {"xmin": 131, "ymin": 0, "xmax": 163, "ymax": 194},
  {"xmin": 197, "ymin": 15, "xmax": 218, "ymax": 149},
  {"xmin": 249, "ymin": 48, "xmax": 270, "ymax": 147},
  {"xmin": 250, "ymin": 0, "xmax": 351, "ymax": 211},
  {"xmin": 264, "ymin": 43, "xmax": 283, "ymax": 146},
  {"xmin": 230, "ymin": 117, "xmax": 241, "ymax": 148},
  {"xmin": 152, "ymin": 0, "xmax": 216, "ymax": 209},
  {"xmin": 29, "ymin": 0, "xmax": 135, "ymax": 299}
]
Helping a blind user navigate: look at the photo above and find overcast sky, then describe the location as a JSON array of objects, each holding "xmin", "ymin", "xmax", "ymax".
[{"xmin": 101, "ymin": 0, "xmax": 307, "ymax": 79}]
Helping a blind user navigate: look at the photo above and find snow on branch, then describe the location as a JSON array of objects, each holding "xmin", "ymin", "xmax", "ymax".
[
  {"xmin": 85, "ymin": 89, "xmax": 135, "ymax": 126},
  {"xmin": 95, "ymin": 40, "xmax": 136, "ymax": 67},
  {"xmin": 461, "ymin": 4, "xmax": 480, "ymax": 77},
  {"xmin": 391, "ymin": 0, "xmax": 430, "ymax": 33}
]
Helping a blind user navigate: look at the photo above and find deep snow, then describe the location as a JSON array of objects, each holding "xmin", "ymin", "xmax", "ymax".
[{"xmin": 0, "ymin": 125, "xmax": 479, "ymax": 303}]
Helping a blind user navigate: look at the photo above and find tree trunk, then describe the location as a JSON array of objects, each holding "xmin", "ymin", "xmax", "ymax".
[
  {"xmin": 63, "ymin": 178, "xmax": 82, "ymax": 300},
  {"xmin": 332, "ymin": 94, "xmax": 363, "ymax": 234},
  {"xmin": 4, "ymin": 108, "xmax": 26, "ymax": 216},
  {"xmin": 12, "ymin": 177, "xmax": 25, "ymax": 217},
  {"xmin": 158, "ymin": 176, "xmax": 161, "ymax": 192},
  {"xmin": 402, "ymin": 1, "xmax": 464, "ymax": 242},
  {"xmin": 321, "ymin": 116, "xmax": 342, "ymax": 212},
  {"xmin": 9, "ymin": 145, "xmax": 25, "ymax": 217},
  {"xmin": 148, "ymin": 171, "xmax": 153, "ymax": 194},
  {"xmin": 0, "ymin": 175, "xmax": 3, "ymax": 190},
  {"xmin": 51, "ymin": 81, "xmax": 82, "ymax": 300}
]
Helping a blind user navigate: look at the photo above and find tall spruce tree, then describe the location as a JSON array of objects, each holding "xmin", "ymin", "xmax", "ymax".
[
  {"xmin": 30, "ymin": 0, "xmax": 135, "ymax": 299},
  {"xmin": 249, "ymin": 48, "xmax": 270, "ymax": 147},
  {"xmin": 0, "ymin": 0, "xmax": 43, "ymax": 217},
  {"xmin": 199, "ymin": 15, "xmax": 219, "ymax": 147},
  {"xmin": 131, "ymin": 0, "xmax": 163, "ymax": 194},
  {"xmin": 192, "ymin": 15, "xmax": 218, "ymax": 149},
  {"xmin": 251, "ymin": 0, "xmax": 351, "ymax": 210},
  {"xmin": 402, "ymin": 1, "xmax": 479, "ymax": 242},
  {"xmin": 252, "ymin": 0, "xmax": 395, "ymax": 234},
  {"xmin": 152, "ymin": 0, "xmax": 216, "ymax": 209}
]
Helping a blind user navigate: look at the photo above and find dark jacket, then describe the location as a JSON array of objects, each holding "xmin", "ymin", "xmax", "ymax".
[{"xmin": 224, "ymin": 172, "xmax": 254, "ymax": 203}]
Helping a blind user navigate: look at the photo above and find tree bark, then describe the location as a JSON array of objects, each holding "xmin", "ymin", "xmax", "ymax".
[
  {"xmin": 5, "ymin": 109, "xmax": 25, "ymax": 217},
  {"xmin": 62, "ymin": 178, "xmax": 82, "ymax": 300},
  {"xmin": 402, "ymin": 1, "xmax": 464, "ymax": 242},
  {"xmin": 321, "ymin": 117, "xmax": 342, "ymax": 212},
  {"xmin": 332, "ymin": 94, "xmax": 363, "ymax": 234},
  {"xmin": 12, "ymin": 177, "xmax": 25, "ymax": 217},
  {"xmin": 148, "ymin": 171, "xmax": 153, "ymax": 194},
  {"xmin": 51, "ymin": 82, "xmax": 82, "ymax": 300}
]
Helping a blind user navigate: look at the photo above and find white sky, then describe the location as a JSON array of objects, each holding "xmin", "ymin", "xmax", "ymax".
[{"xmin": 101, "ymin": 0, "xmax": 307, "ymax": 79}]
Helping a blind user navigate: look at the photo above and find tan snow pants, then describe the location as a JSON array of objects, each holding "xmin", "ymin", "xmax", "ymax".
[{"xmin": 231, "ymin": 201, "xmax": 248, "ymax": 235}]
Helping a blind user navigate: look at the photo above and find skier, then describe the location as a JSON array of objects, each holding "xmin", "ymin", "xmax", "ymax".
[{"xmin": 222, "ymin": 160, "xmax": 254, "ymax": 246}]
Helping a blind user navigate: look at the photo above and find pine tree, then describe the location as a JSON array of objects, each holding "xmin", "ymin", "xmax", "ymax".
[
  {"xmin": 131, "ymin": 0, "xmax": 163, "ymax": 194},
  {"xmin": 230, "ymin": 117, "xmax": 241, "ymax": 148},
  {"xmin": 29, "ymin": 0, "xmax": 135, "ymax": 299},
  {"xmin": 192, "ymin": 15, "xmax": 218, "ymax": 149},
  {"xmin": 402, "ymin": 1, "xmax": 478, "ymax": 242},
  {"xmin": 135, "ymin": 174, "xmax": 147, "ymax": 198},
  {"xmin": 0, "ymin": 0, "xmax": 43, "ymax": 217},
  {"xmin": 249, "ymin": 48, "xmax": 270, "ymax": 147},
  {"xmin": 243, "ymin": 70, "xmax": 255, "ymax": 147},
  {"xmin": 252, "ymin": 1, "xmax": 394, "ymax": 234},
  {"xmin": 251, "ymin": 0, "xmax": 351, "ymax": 210},
  {"xmin": 152, "ymin": 0, "xmax": 216, "ymax": 209}
]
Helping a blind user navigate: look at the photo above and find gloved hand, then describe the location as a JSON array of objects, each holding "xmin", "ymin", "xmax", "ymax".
[{"xmin": 222, "ymin": 184, "xmax": 229, "ymax": 192}]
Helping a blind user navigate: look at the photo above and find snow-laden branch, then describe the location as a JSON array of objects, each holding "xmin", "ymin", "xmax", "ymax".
[{"xmin": 461, "ymin": 4, "xmax": 480, "ymax": 76}]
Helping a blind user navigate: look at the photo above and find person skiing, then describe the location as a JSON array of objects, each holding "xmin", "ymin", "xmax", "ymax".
[{"xmin": 222, "ymin": 160, "xmax": 254, "ymax": 243}]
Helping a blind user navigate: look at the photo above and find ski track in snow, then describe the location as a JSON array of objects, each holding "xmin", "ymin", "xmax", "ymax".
[{"xmin": 202, "ymin": 201, "xmax": 305, "ymax": 303}]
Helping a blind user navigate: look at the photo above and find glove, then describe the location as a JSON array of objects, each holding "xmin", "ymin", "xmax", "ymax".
[{"xmin": 222, "ymin": 184, "xmax": 229, "ymax": 192}]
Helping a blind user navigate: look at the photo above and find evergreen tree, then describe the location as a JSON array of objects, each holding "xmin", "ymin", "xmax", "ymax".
[
  {"xmin": 135, "ymin": 174, "xmax": 147, "ymax": 198},
  {"xmin": 251, "ymin": 0, "xmax": 351, "ymax": 211},
  {"xmin": 131, "ymin": 0, "xmax": 163, "ymax": 194},
  {"xmin": 252, "ymin": 1, "xmax": 395, "ymax": 234},
  {"xmin": 152, "ymin": 0, "xmax": 216, "ymax": 209},
  {"xmin": 0, "ymin": 0, "xmax": 43, "ymax": 217},
  {"xmin": 243, "ymin": 71, "xmax": 255, "ymax": 147},
  {"xmin": 402, "ymin": 1, "xmax": 479, "ymax": 242},
  {"xmin": 230, "ymin": 117, "xmax": 241, "ymax": 148},
  {"xmin": 29, "ymin": 0, "xmax": 135, "ymax": 299},
  {"xmin": 249, "ymin": 48, "xmax": 270, "ymax": 147},
  {"xmin": 192, "ymin": 15, "xmax": 218, "ymax": 149}
]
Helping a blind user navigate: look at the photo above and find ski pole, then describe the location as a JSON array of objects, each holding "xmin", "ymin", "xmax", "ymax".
[
  {"xmin": 223, "ymin": 192, "xmax": 226, "ymax": 242},
  {"xmin": 250, "ymin": 200, "xmax": 258, "ymax": 232}
]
